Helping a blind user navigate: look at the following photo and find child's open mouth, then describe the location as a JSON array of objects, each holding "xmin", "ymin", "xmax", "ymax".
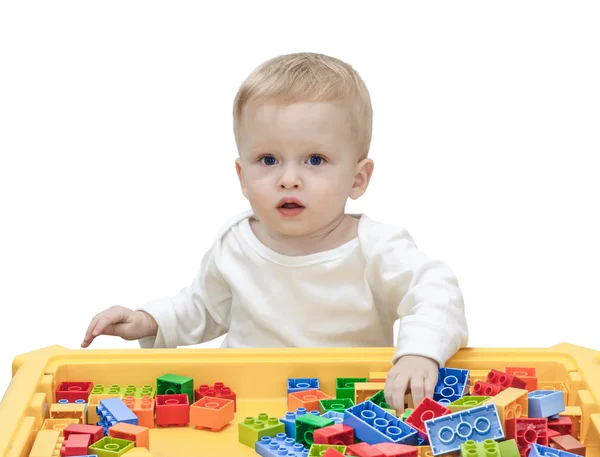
[{"xmin": 278, "ymin": 202, "xmax": 304, "ymax": 217}]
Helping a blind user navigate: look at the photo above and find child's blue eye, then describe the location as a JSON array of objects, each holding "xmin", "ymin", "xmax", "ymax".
[
  {"xmin": 309, "ymin": 155, "xmax": 324, "ymax": 165},
  {"xmin": 260, "ymin": 156, "xmax": 277, "ymax": 166}
]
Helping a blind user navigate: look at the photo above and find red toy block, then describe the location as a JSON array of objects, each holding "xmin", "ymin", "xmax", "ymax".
[
  {"xmin": 313, "ymin": 424, "xmax": 354, "ymax": 445},
  {"xmin": 549, "ymin": 435, "xmax": 585, "ymax": 456},
  {"xmin": 547, "ymin": 429, "xmax": 561, "ymax": 438},
  {"xmin": 190, "ymin": 396, "xmax": 235, "ymax": 431},
  {"xmin": 194, "ymin": 382, "xmax": 237, "ymax": 411},
  {"xmin": 405, "ymin": 397, "xmax": 451, "ymax": 439},
  {"xmin": 288, "ymin": 389, "xmax": 331, "ymax": 412},
  {"xmin": 548, "ymin": 417, "xmax": 573, "ymax": 436},
  {"xmin": 155, "ymin": 394, "xmax": 190, "ymax": 427},
  {"xmin": 63, "ymin": 423, "xmax": 103, "ymax": 443},
  {"xmin": 506, "ymin": 367, "xmax": 538, "ymax": 392},
  {"xmin": 472, "ymin": 381, "xmax": 502, "ymax": 396},
  {"xmin": 506, "ymin": 417, "xmax": 548, "ymax": 457},
  {"xmin": 373, "ymin": 443, "xmax": 419, "ymax": 457},
  {"xmin": 55, "ymin": 382, "xmax": 93, "ymax": 403},
  {"xmin": 60, "ymin": 433, "xmax": 91, "ymax": 456},
  {"xmin": 487, "ymin": 369, "xmax": 527, "ymax": 390},
  {"xmin": 347, "ymin": 442, "xmax": 385, "ymax": 457},
  {"xmin": 323, "ymin": 448, "xmax": 346, "ymax": 457}
]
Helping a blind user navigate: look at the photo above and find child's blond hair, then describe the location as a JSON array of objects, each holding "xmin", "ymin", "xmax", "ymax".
[{"xmin": 233, "ymin": 52, "xmax": 373, "ymax": 160}]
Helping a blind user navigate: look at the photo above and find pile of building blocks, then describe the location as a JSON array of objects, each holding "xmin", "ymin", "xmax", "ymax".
[{"xmin": 27, "ymin": 366, "xmax": 585, "ymax": 457}]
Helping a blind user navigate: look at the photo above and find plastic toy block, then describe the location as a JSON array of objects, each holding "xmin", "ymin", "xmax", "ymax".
[
  {"xmin": 289, "ymin": 378, "xmax": 320, "ymax": 393},
  {"xmin": 121, "ymin": 384, "xmax": 155, "ymax": 399},
  {"xmin": 548, "ymin": 416, "xmax": 572, "ymax": 436},
  {"xmin": 406, "ymin": 398, "xmax": 452, "ymax": 439},
  {"xmin": 372, "ymin": 442, "xmax": 419, "ymax": 457},
  {"xmin": 346, "ymin": 442, "xmax": 386, "ymax": 457},
  {"xmin": 529, "ymin": 443, "xmax": 581, "ymax": 457},
  {"xmin": 528, "ymin": 390, "xmax": 565, "ymax": 418},
  {"xmin": 460, "ymin": 439, "xmax": 500, "ymax": 457},
  {"xmin": 63, "ymin": 423, "xmax": 104, "ymax": 443},
  {"xmin": 505, "ymin": 418, "xmax": 548, "ymax": 457},
  {"xmin": 369, "ymin": 390, "xmax": 391, "ymax": 410},
  {"xmin": 549, "ymin": 435, "xmax": 585, "ymax": 456},
  {"xmin": 448, "ymin": 397, "xmax": 492, "ymax": 413},
  {"xmin": 560, "ymin": 406, "xmax": 581, "ymax": 439},
  {"xmin": 194, "ymin": 382, "xmax": 237, "ymax": 411},
  {"xmin": 88, "ymin": 437, "xmax": 134, "ymax": 457},
  {"xmin": 320, "ymin": 398, "xmax": 354, "ymax": 413},
  {"xmin": 119, "ymin": 449, "xmax": 153, "ymax": 457},
  {"xmin": 255, "ymin": 433, "xmax": 308, "ymax": 457},
  {"xmin": 281, "ymin": 408, "xmax": 306, "ymax": 438},
  {"xmin": 424, "ymin": 404, "xmax": 504, "ymax": 455},
  {"xmin": 343, "ymin": 400, "xmax": 419, "ymax": 445},
  {"xmin": 122, "ymin": 396, "xmax": 154, "ymax": 429},
  {"xmin": 434, "ymin": 368, "xmax": 469, "ymax": 404},
  {"xmin": 108, "ymin": 422, "xmax": 149, "ymax": 449},
  {"xmin": 29, "ymin": 429, "xmax": 63, "ymax": 457},
  {"xmin": 56, "ymin": 382, "xmax": 94, "ymax": 403},
  {"xmin": 50, "ymin": 402, "xmax": 87, "ymax": 423},
  {"xmin": 537, "ymin": 381, "xmax": 568, "ymax": 404},
  {"xmin": 355, "ymin": 382, "xmax": 386, "ymax": 404},
  {"xmin": 472, "ymin": 382, "xmax": 503, "ymax": 397},
  {"xmin": 385, "ymin": 408, "xmax": 398, "ymax": 416},
  {"xmin": 322, "ymin": 411, "xmax": 345, "ymax": 425},
  {"xmin": 289, "ymin": 389, "xmax": 332, "ymax": 412},
  {"xmin": 61, "ymin": 433, "xmax": 91, "ymax": 456},
  {"xmin": 42, "ymin": 418, "xmax": 81, "ymax": 435},
  {"xmin": 497, "ymin": 439, "xmax": 521, "ymax": 457},
  {"xmin": 337, "ymin": 377, "xmax": 368, "ymax": 400},
  {"xmin": 370, "ymin": 372, "xmax": 388, "ymax": 382},
  {"xmin": 486, "ymin": 370, "xmax": 527, "ymax": 391},
  {"xmin": 97, "ymin": 398, "xmax": 138, "ymax": 429},
  {"xmin": 238, "ymin": 413, "xmax": 286, "ymax": 448},
  {"xmin": 547, "ymin": 429, "xmax": 561, "ymax": 438},
  {"xmin": 314, "ymin": 423, "xmax": 354, "ymax": 445},
  {"xmin": 322, "ymin": 447, "xmax": 345, "ymax": 457},
  {"xmin": 155, "ymin": 394, "xmax": 189, "ymax": 427},
  {"xmin": 401, "ymin": 409, "xmax": 414, "ymax": 421},
  {"xmin": 504, "ymin": 367, "xmax": 537, "ymax": 392},
  {"xmin": 190, "ymin": 396, "xmax": 234, "ymax": 431},
  {"xmin": 87, "ymin": 394, "xmax": 121, "ymax": 425},
  {"xmin": 156, "ymin": 373, "xmax": 193, "ymax": 405},
  {"xmin": 483, "ymin": 388, "xmax": 529, "ymax": 429},
  {"xmin": 91, "ymin": 384, "xmax": 125, "ymax": 396},
  {"xmin": 308, "ymin": 444, "xmax": 347, "ymax": 456},
  {"xmin": 296, "ymin": 413, "xmax": 335, "ymax": 446}
]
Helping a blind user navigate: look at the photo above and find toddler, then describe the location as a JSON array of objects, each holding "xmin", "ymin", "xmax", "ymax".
[{"xmin": 81, "ymin": 52, "xmax": 469, "ymax": 413}]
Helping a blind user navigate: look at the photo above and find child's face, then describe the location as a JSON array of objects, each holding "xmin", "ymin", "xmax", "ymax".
[{"xmin": 235, "ymin": 100, "xmax": 372, "ymax": 238}]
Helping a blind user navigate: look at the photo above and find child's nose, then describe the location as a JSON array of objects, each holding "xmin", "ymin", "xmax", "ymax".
[{"xmin": 278, "ymin": 164, "xmax": 303, "ymax": 189}]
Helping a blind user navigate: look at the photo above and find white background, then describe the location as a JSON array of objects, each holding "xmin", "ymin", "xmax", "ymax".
[{"xmin": 1, "ymin": 1, "xmax": 599, "ymax": 399}]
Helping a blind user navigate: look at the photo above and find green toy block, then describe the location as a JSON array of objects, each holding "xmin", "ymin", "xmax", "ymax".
[
  {"xmin": 369, "ymin": 390, "xmax": 390, "ymax": 409},
  {"xmin": 91, "ymin": 384, "xmax": 125, "ymax": 396},
  {"xmin": 157, "ymin": 373, "xmax": 194, "ymax": 404},
  {"xmin": 89, "ymin": 437, "xmax": 134, "ymax": 457},
  {"xmin": 319, "ymin": 398, "xmax": 354, "ymax": 413},
  {"xmin": 448, "ymin": 396, "xmax": 491, "ymax": 412},
  {"xmin": 498, "ymin": 439, "xmax": 521, "ymax": 457},
  {"xmin": 295, "ymin": 414, "xmax": 334, "ymax": 447},
  {"xmin": 461, "ymin": 439, "xmax": 501, "ymax": 457},
  {"xmin": 309, "ymin": 444, "xmax": 347, "ymax": 456},
  {"xmin": 401, "ymin": 408, "xmax": 413, "ymax": 421},
  {"xmin": 238, "ymin": 413, "xmax": 285, "ymax": 448},
  {"xmin": 336, "ymin": 377, "xmax": 367, "ymax": 400},
  {"xmin": 122, "ymin": 384, "xmax": 155, "ymax": 399}
]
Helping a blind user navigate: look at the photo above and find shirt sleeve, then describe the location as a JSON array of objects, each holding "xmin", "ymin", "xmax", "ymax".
[
  {"xmin": 365, "ymin": 222, "xmax": 469, "ymax": 367},
  {"xmin": 136, "ymin": 239, "xmax": 232, "ymax": 348}
]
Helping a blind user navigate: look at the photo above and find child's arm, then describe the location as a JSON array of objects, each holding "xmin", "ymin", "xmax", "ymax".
[{"xmin": 364, "ymin": 222, "xmax": 468, "ymax": 412}]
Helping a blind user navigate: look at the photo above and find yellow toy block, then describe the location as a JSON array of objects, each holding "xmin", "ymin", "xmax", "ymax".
[
  {"xmin": 88, "ymin": 393, "xmax": 121, "ymax": 425},
  {"xmin": 123, "ymin": 448, "xmax": 155, "ymax": 456},
  {"xmin": 354, "ymin": 382, "xmax": 385, "ymax": 404},
  {"xmin": 539, "ymin": 380, "xmax": 569, "ymax": 404},
  {"xmin": 29, "ymin": 429, "xmax": 63, "ymax": 457},
  {"xmin": 41, "ymin": 418, "xmax": 80, "ymax": 436},
  {"xmin": 369, "ymin": 371, "xmax": 388, "ymax": 382},
  {"xmin": 483, "ymin": 387, "xmax": 528, "ymax": 430},
  {"xmin": 49, "ymin": 402, "xmax": 86, "ymax": 423}
]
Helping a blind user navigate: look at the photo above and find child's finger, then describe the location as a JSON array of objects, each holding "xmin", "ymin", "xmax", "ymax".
[
  {"xmin": 410, "ymin": 376, "xmax": 426, "ymax": 407},
  {"xmin": 392, "ymin": 375, "xmax": 410, "ymax": 415},
  {"xmin": 81, "ymin": 315, "xmax": 102, "ymax": 347},
  {"xmin": 425, "ymin": 372, "xmax": 437, "ymax": 400}
]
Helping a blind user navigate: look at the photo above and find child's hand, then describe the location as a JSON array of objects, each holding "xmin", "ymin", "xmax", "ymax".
[
  {"xmin": 384, "ymin": 355, "xmax": 439, "ymax": 414},
  {"xmin": 81, "ymin": 306, "xmax": 158, "ymax": 348}
]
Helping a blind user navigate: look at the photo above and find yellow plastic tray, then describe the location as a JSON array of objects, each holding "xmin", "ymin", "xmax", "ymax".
[{"xmin": 1, "ymin": 343, "xmax": 599, "ymax": 457}]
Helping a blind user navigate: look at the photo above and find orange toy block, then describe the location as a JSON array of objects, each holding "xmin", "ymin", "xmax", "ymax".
[
  {"xmin": 108, "ymin": 422, "xmax": 150, "ymax": 449},
  {"xmin": 288, "ymin": 389, "xmax": 331, "ymax": 412},
  {"xmin": 123, "ymin": 395, "xmax": 155, "ymax": 429},
  {"xmin": 190, "ymin": 396, "xmax": 235, "ymax": 431}
]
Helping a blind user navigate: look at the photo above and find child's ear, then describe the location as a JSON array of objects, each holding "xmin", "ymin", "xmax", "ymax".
[
  {"xmin": 349, "ymin": 158, "xmax": 374, "ymax": 200},
  {"xmin": 235, "ymin": 158, "xmax": 249, "ymax": 200}
]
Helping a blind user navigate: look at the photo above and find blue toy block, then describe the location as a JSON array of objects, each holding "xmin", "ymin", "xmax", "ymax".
[
  {"xmin": 343, "ymin": 400, "xmax": 418, "ymax": 445},
  {"xmin": 97, "ymin": 398, "xmax": 138, "ymax": 428},
  {"xmin": 434, "ymin": 368, "xmax": 470, "ymax": 404},
  {"xmin": 288, "ymin": 378, "xmax": 320, "ymax": 394},
  {"xmin": 256, "ymin": 433, "xmax": 309, "ymax": 457},
  {"xmin": 281, "ymin": 407, "xmax": 310, "ymax": 438},
  {"xmin": 322, "ymin": 411, "xmax": 344, "ymax": 424},
  {"xmin": 529, "ymin": 443, "xmax": 580, "ymax": 457},
  {"xmin": 528, "ymin": 391, "xmax": 565, "ymax": 418},
  {"xmin": 424, "ymin": 403, "xmax": 504, "ymax": 455}
]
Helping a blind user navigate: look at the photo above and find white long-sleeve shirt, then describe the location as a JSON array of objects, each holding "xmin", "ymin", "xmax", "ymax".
[{"xmin": 137, "ymin": 210, "xmax": 468, "ymax": 367}]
